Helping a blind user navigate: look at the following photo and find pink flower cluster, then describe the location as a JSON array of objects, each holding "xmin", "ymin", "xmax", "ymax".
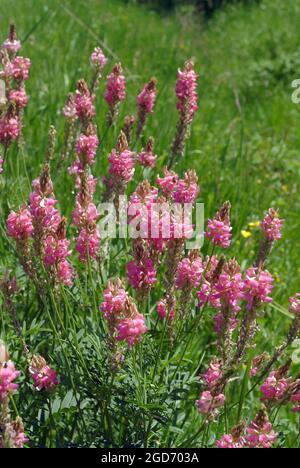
[
  {"xmin": 172, "ymin": 170, "xmax": 200, "ymax": 204},
  {"xmin": 29, "ymin": 357, "xmax": 59, "ymax": 392},
  {"xmin": 260, "ymin": 371, "xmax": 289, "ymax": 402},
  {"xmin": 127, "ymin": 259, "xmax": 157, "ymax": 292},
  {"xmin": 75, "ymin": 130, "xmax": 99, "ymax": 167},
  {"xmin": 9, "ymin": 88, "xmax": 28, "ymax": 108},
  {"xmin": 0, "ymin": 360, "xmax": 20, "ymax": 401},
  {"xmin": 108, "ymin": 147, "xmax": 135, "ymax": 183},
  {"xmin": 197, "ymin": 259, "xmax": 243, "ymax": 336},
  {"xmin": 216, "ymin": 434, "xmax": 245, "ymax": 449},
  {"xmin": 196, "ymin": 391, "xmax": 225, "ymax": 416},
  {"xmin": 116, "ymin": 314, "xmax": 148, "ymax": 348},
  {"xmin": 75, "ymin": 80, "xmax": 96, "ymax": 121},
  {"xmin": 205, "ymin": 202, "xmax": 232, "ymax": 249},
  {"xmin": 100, "ymin": 280, "xmax": 147, "ymax": 348},
  {"xmin": 261, "ymin": 208, "xmax": 284, "ymax": 242},
  {"xmin": 176, "ymin": 60, "xmax": 198, "ymax": 124},
  {"xmin": 91, "ymin": 47, "xmax": 108, "ymax": 70},
  {"xmin": 157, "ymin": 298, "xmax": 176, "ymax": 321},
  {"xmin": 137, "ymin": 79, "xmax": 157, "ymax": 114},
  {"xmin": 72, "ymin": 176, "xmax": 100, "ymax": 262},
  {"xmin": 242, "ymin": 267, "xmax": 274, "ymax": 310},
  {"xmin": 0, "ymin": 116, "xmax": 21, "ymax": 144},
  {"xmin": 0, "ymin": 26, "xmax": 30, "ymax": 157},
  {"xmin": 246, "ymin": 414, "xmax": 278, "ymax": 449},
  {"xmin": 43, "ymin": 224, "xmax": 72, "ymax": 287},
  {"xmin": 175, "ymin": 254, "xmax": 203, "ymax": 290},
  {"xmin": 196, "ymin": 361, "xmax": 225, "ymax": 416},
  {"xmin": 289, "ymin": 294, "xmax": 300, "ymax": 315},
  {"xmin": 104, "ymin": 134, "xmax": 135, "ymax": 199},
  {"xmin": 157, "ymin": 168, "xmax": 179, "ymax": 196},
  {"xmin": 138, "ymin": 138, "xmax": 157, "ymax": 168},
  {"xmin": 5, "ymin": 418, "xmax": 29, "ymax": 448},
  {"xmin": 217, "ymin": 411, "xmax": 278, "ymax": 449},
  {"xmin": 105, "ymin": 63, "xmax": 126, "ymax": 106},
  {"xmin": 7, "ymin": 207, "xmax": 33, "ymax": 242}
]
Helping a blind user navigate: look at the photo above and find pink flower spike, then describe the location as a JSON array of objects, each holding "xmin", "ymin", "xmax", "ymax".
[
  {"xmin": 157, "ymin": 168, "xmax": 179, "ymax": 197},
  {"xmin": 137, "ymin": 78, "xmax": 157, "ymax": 114},
  {"xmin": 0, "ymin": 117, "xmax": 21, "ymax": 144},
  {"xmin": 91, "ymin": 47, "xmax": 108, "ymax": 69},
  {"xmin": 0, "ymin": 360, "xmax": 20, "ymax": 401},
  {"xmin": 205, "ymin": 202, "xmax": 232, "ymax": 249},
  {"xmin": 9, "ymin": 89, "xmax": 28, "ymax": 109},
  {"xmin": 289, "ymin": 294, "xmax": 300, "ymax": 315},
  {"xmin": 246, "ymin": 410, "xmax": 278, "ymax": 449},
  {"xmin": 7, "ymin": 207, "xmax": 33, "ymax": 241},
  {"xmin": 157, "ymin": 299, "xmax": 175, "ymax": 321},
  {"xmin": 29, "ymin": 356, "xmax": 59, "ymax": 392},
  {"xmin": 76, "ymin": 132, "xmax": 99, "ymax": 166},
  {"xmin": 175, "ymin": 254, "xmax": 203, "ymax": 290},
  {"xmin": 196, "ymin": 390, "xmax": 225, "ymax": 416},
  {"xmin": 127, "ymin": 259, "xmax": 157, "ymax": 291},
  {"xmin": 75, "ymin": 80, "xmax": 96, "ymax": 121},
  {"xmin": 105, "ymin": 63, "xmax": 126, "ymax": 107},
  {"xmin": 261, "ymin": 208, "xmax": 284, "ymax": 241},
  {"xmin": 242, "ymin": 267, "xmax": 274, "ymax": 310},
  {"xmin": 138, "ymin": 137, "xmax": 157, "ymax": 168},
  {"xmin": 172, "ymin": 170, "xmax": 200, "ymax": 204},
  {"xmin": 176, "ymin": 60, "xmax": 199, "ymax": 124},
  {"xmin": 116, "ymin": 314, "xmax": 147, "ymax": 348}
]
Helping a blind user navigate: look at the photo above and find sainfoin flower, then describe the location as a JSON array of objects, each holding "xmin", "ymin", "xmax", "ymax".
[
  {"xmin": 196, "ymin": 391, "xmax": 225, "ymax": 416},
  {"xmin": 261, "ymin": 208, "xmax": 284, "ymax": 241},
  {"xmin": 75, "ymin": 79, "xmax": 96, "ymax": 121},
  {"xmin": 260, "ymin": 372, "xmax": 289, "ymax": 401},
  {"xmin": 172, "ymin": 170, "xmax": 200, "ymax": 204},
  {"xmin": 289, "ymin": 294, "xmax": 300, "ymax": 315},
  {"xmin": 176, "ymin": 60, "xmax": 198, "ymax": 124},
  {"xmin": 0, "ymin": 360, "xmax": 20, "ymax": 401},
  {"xmin": 216, "ymin": 434, "xmax": 245, "ymax": 449},
  {"xmin": 242, "ymin": 267, "xmax": 274, "ymax": 310},
  {"xmin": 127, "ymin": 259, "xmax": 157, "ymax": 291},
  {"xmin": 157, "ymin": 299, "xmax": 175, "ymax": 321},
  {"xmin": 157, "ymin": 168, "xmax": 179, "ymax": 197},
  {"xmin": 138, "ymin": 137, "xmax": 157, "ymax": 168},
  {"xmin": 76, "ymin": 226, "xmax": 100, "ymax": 262},
  {"xmin": 116, "ymin": 314, "xmax": 148, "ymax": 348},
  {"xmin": 246, "ymin": 409, "xmax": 278, "ymax": 448},
  {"xmin": 101, "ymin": 280, "xmax": 128, "ymax": 320},
  {"xmin": 136, "ymin": 78, "xmax": 157, "ymax": 136},
  {"xmin": 137, "ymin": 78, "xmax": 157, "ymax": 114},
  {"xmin": 105, "ymin": 63, "xmax": 126, "ymax": 125},
  {"xmin": 29, "ymin": 355, "xmax": 59, "ymax": 391},
  {"xmin": 3, "ymin": 56, "xmax": 31, "ymax": 81},
  {"xmin": 105, "ymin": 63, "xmax": 126, "ymax": 106},
  {"xmin": 203, "ymin": 361, "xmax": 223, "ymax": 390},
  {"xmin": 5, "ymin": 418, "xmax": 29, "ymax": 448},
  {"xmin": 7, "ymin": 207, "xmax": 33, "ymax": 241},
  {"xmin": 175, "ymin": 253, "xmax": 203, "ymax": 289},
  {"xmin": 205, "ymin": 202, "xmax": 232, "ymax": 249},
  {"xmin": 0, "ymin": 117, "xmax": 21, "ymax": 143},
  {"xmin": 91, "ymin": 47, "xmax": 108, "ymax": 69},
  {"xmin": 9, "ymin": 89, "xmax": 28, "ymax": 108},
  {"xmin": 75, "ymin": 131, "xmax": 99, "ymax": 166},
  {"xmin": 100, "ymin": 280, "xmax": 147, "ymax": 348}
]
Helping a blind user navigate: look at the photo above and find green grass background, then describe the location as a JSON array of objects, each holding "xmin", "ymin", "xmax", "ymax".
[{"xmin": 0, "ymin": 0, "xmax": 300, "ymax": 447}]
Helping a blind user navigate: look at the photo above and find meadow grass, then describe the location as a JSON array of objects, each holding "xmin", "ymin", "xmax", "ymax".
[{"xmin": 0, "ymin": 0, "xmax": 300, "ymax": 448}]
